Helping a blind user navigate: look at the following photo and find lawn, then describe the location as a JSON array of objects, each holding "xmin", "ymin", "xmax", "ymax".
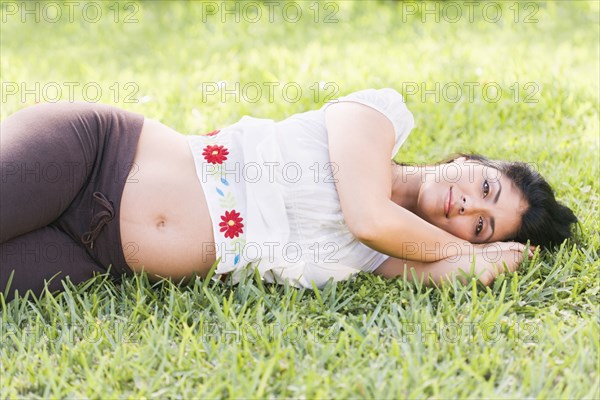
[{"xmin": 1, "ymin": 0, "xmax": 599, "ymax": 398}]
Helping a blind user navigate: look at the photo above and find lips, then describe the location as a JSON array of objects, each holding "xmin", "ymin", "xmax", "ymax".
[{"xmin": 445, "ymin": 187, "xmax": 452, "ymax": 218}]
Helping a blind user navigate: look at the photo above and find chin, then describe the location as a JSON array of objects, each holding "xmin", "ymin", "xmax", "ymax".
[{"xmin": 417, "ymin": 200, "xmax": 441, "ymax": 226}]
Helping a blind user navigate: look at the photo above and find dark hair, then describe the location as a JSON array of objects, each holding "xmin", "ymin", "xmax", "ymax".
[{"xmin": 443, "ymin": 153, "xmax": 578, "ymax": 249}]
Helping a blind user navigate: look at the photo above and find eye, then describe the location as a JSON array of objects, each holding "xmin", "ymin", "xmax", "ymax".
[
  {"xmin": 475, "ymin": 216, "xmax": 484, "ymax": 236},
  {"xmin": 483, "ymin": 180, "xmax": 490, "ymax": 198}
]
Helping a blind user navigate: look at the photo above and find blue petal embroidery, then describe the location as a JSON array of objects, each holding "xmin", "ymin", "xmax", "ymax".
[
  {"xmin": 216, "ymin": 188, "xmax": 224, "ymax": 196},
  {"xmin": 221, "ymin": 177, "xmax": 229, "ymax": 186},
  {"xmin": 234, "ymin": 254, "xmax": 240, "ymax": 265}
]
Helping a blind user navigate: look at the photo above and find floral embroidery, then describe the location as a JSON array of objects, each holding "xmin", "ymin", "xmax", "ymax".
[
  {"xmin": 218, "ymin": 190, "xmax": 236, "ymax": 209},
  {"xmin": 219, "ymin": 209, "xmax": 244, "ymax": 239},
  {"xmin": 202, "ymin": 144, "xmax": 229, "ymax": 164},
  {"xmin": 190, "ymin": 133, "xmax": 247, "ymax": 268}
]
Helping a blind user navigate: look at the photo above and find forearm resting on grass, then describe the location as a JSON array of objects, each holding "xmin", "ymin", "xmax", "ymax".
[{"xmin": 374, "ymin": 242, "xmax": 531, "ymax": 287}]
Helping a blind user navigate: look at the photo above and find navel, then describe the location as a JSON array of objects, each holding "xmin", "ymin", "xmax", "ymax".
[{"xmin": 155, "ymin": 215, "xmax": 167, "ymax": 230}]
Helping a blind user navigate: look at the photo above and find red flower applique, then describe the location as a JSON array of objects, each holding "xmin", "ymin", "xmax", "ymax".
[
  {"xmin": 206, "ymin": 129, "xmax": 220, "ymax": 136},
  {"xmin": 202, "ymin": 144, "xmax": 229, "ymax": 164},
  {"xmin": 219, "ymin": 210, "xmax": 244, "ymax": 239}
]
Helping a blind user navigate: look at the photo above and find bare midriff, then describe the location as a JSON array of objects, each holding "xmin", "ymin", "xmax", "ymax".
[{"xmin": 119, "ymin": 118, "xmax": 216, "ymax": 283}]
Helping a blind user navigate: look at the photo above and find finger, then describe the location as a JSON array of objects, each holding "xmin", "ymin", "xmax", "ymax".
[
  {"xmin": 513, "ymin": 244, "xmax": 530, "ymax": 260},
  {"xmin": 509, "ymin": 243, "xmax": 527, "ymax": 253}
]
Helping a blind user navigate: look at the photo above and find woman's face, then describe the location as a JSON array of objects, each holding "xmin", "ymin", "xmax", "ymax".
[{"xmin": 416, "ymin": 158, "xmax": 529, "ymax": 243}]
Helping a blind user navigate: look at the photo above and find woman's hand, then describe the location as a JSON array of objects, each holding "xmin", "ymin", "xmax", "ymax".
[
  {"xmin": 374, "ymin": 241, "xmax": 537, "ymax": 286},
  {"xmin": 470, "ymin": 241, "xmax": 536, "ymax": 285}
]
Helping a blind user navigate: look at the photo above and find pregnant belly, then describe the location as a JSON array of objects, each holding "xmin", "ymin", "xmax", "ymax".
[{"xmin": 119, "ymin": 118, "xmax": 216, "ymax": 282}]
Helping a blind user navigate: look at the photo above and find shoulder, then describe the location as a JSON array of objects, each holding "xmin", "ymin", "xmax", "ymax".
[
  {"xmin": 323, "ymin": 88, "xmax": 414, "ymax": 132},
  {"xmin": 323, "ymin": 88, "xmax": 416, "ymax": 157},
  {"xmin": 324, "ymin": 88, "xmax": 410, "ymax": 113}
]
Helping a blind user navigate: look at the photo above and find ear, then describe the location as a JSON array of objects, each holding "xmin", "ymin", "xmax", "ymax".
[{"xmin": 452, "ymin": 156, "xmax": 469, "ymax": 163}]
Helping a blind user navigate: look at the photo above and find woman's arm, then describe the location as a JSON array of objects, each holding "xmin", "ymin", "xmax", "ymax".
[
  {"xmin": 325, "ymin": 101, "xmax": 473, "ymax": 262},
  {"xmin": 373, "ymin": 242, "xmax": 533, "ymax": 286}
]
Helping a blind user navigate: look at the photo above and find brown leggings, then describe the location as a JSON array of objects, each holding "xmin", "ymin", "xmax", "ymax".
[{"xmin": 0, "ymin": 101, "xmax": 144, "ymax": 301}]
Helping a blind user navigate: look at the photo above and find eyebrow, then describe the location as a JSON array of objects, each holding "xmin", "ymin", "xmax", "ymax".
[{"xmin": 483, "ymin": 180, "xmax": 502, "ymax": 242}]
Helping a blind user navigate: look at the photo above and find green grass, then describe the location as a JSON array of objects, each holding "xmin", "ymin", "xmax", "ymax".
[{"xmin": 1, "ymin": 0, "xmax": 599, "ymax": 398}]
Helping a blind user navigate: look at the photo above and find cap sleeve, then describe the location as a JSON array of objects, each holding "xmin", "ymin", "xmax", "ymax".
[{"xmin": 323, "ymin": 88, "xmax": 415, "ymax": 158}]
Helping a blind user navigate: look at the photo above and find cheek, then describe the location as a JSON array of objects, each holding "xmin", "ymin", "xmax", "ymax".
[{"xmin": 445, "ymin": 218, "xmax": 473, "ymax": 241}]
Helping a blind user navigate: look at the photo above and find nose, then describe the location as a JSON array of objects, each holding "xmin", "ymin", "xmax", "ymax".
[{"xmin": 458, "ymin": 195, "xmax": 484, "ymax": 215}]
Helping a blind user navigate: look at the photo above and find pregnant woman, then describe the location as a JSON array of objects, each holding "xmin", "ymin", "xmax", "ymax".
[{"xmin": 0, "ymin": 89, "xmax": 577, "ymax": 301}]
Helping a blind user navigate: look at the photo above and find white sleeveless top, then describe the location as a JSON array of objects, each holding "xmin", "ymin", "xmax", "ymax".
[{"xmin": 186, "ymin": 88, "xmax": 415, "ymax": 288}]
